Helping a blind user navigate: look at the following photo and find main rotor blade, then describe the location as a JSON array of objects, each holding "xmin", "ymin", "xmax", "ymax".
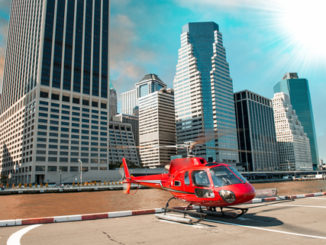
[{"xmin": 206, "ymin": 146, "xmax": 274, "ymax": 154}]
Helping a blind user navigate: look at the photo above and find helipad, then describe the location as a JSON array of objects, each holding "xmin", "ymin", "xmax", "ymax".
[{"xmin": 1, "ymin": 195, "xmax": 326, "ymax": 245}]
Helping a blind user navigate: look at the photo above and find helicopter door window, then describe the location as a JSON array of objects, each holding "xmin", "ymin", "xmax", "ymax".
[
  {"xmin": 184, "ymin": 171, "xmax": 190, "ymax": 185},
  {"xmin": 191, "ymin": 170, "xmax": 210, "ymax": 187},
  {"xmin": 174, "ymin": 180, "xmax": 181, "ymax": 187}
]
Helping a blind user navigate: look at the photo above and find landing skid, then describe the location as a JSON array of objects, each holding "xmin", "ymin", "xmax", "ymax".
[
  {"xmin": 159, "ymin": 197, "xmax": 206, "ymax": 224},
  {"xmin": 157, "ymin": 197, "xmax": 249, "ymax": 224},
  {"xmin": 201, "ymin": 206, "xmax": 249, "ymax": 218}
]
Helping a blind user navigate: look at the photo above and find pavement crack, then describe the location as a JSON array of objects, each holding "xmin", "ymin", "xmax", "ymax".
[{"xmin": 102, "ymin": 231, "xmax": 126, "ymax": 245}]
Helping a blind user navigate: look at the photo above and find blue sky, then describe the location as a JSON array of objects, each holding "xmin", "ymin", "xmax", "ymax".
[{"xmin": 0, "ymin": 0, "xmax": 325, "ymax": 161}]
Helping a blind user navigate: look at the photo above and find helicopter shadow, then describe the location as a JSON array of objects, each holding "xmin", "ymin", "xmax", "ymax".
[
  {"xmin": 203, "ymin": 212, "xmax": 283, "ymax": 228},
  {"xmin": 205, "ymin": 200, "xmax": 299, "ymax": 227},
  {"xmin": 201, "ymin": 202, "xmax": 291, "ymax": 228}
]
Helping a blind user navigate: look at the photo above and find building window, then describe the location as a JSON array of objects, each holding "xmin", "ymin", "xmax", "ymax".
[
  {"xmin": 62, "ymin": 95, "xmax": 70, "ymax": 102},
  {"xmin": 92, "ymin": 101, "xmax": 98, "ymax": 107},
  {"xmin": 52, "ymin": 93, "xmax": 60, "ymax": 100},
  {"xmin": 40, "ymin": 91, "xmax": 49, "ymax": 98},
  {"xmin": 70, "ymin": 166, "xmax": 78, "ymax": 172},
  {"xmin": 36, "ymin": 165, "xmax": 45, "ymax": 171},
  {"xmin": 73, "ymin": 97, "xmax": 80, "ymax": 104},
  {"xmin": 83, "ymin": 99, "xmax": 89, "ymax": 106}
]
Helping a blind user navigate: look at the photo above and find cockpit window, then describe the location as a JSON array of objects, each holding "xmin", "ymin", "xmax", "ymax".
[
  {"xmin": 210, "ymin": 166, "xmax": 242, "ymax": 187},
  {"xmin": 191, "ymin": 170, "xmax": 210, "ymax": 187},
  {"xmin": 184, "ymin": 171, "xmax": 190, "ymax": 185},
  {"xmin": 229, "ymin": 166, "xmax": 247, "ymax": 183}
]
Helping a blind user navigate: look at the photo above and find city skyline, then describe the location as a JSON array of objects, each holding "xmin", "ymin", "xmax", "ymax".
[{"xmin": 0, "ymin": 0, "xmax": 325, "ymax": 161}]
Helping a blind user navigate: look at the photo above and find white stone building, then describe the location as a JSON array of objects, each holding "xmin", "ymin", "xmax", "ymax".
[
  {"xmin": 139, "ymin": 89, "xmax": 176, "ymax": 168},
  {"xmin": 272, "ymin": 92, "xmax": 312, "ymax": 170}
]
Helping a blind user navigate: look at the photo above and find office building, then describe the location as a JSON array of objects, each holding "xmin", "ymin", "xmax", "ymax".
[
  {"xmin": 121, "ymin": 89, "xmax": 137, "ymax": 116},
  {"xmin": 274, "ymin": 73, "xmax": 318, "ymax": 169},
  {"xmin": 108, "ymin": 121, "xmax": 139, "ymax": 168},
  {"xmin": 173, "ymin": 22, "xmax": 238, "ymax": 164},
  {"xmin": 139, "ymin": 88, "xmax": 176, "ymax": 168},
  {"xmin": 109, "ymin": 88, "xmax": 117, "ymax": 120},
  {"xmin": 0, "ymin": 0, "xmax": 110, "ymax": 184},
  {"xmin": 234, "ymin": 90, "xmax": 279, "ymax": 171},
  {"xmin": 114, "ymin": 113, "xmax": 139, "ymax": 147},
  {"xmin": 272, "ymin": 92, "xmax": 312, "ymax": 171},
  {"xmin": 121, "ymin": 74, "xmax": 166, "ymax": 115}
]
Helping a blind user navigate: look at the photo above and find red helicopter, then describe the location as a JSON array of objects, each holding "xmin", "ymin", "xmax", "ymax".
[{"xmin": 121, "ymin": 143, "xmax": 256, "ymax": 220}]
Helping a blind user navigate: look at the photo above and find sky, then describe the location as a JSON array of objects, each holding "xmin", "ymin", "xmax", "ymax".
[{"xmin": 0, "ymin": 0, "xmax": 325, "ymax": 161}]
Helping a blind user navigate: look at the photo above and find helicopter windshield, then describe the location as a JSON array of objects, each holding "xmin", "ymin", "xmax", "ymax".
[{"xmin": 210, "ymin": 166, "xmax": 244, "ymax": 187}]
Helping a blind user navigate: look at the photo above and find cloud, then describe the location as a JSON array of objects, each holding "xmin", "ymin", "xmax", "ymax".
[
  {"xmin": 317, "ymin": 132, "xmax": 326, "ymax": 161},
  {"xmin": 109, "ymin": 13, "xmax": 156, "ymax": 94},
  {"xmin": 0, "ymin": 20, "xmax": 9, "ymax": 94},
  {"xmin": 0, "ymin": 0, "xmax": 10, "ymax": 93},
  {"xmin": 0, "ymin": 0, "xmax": 11, "ymax": 10},
  {"xmin": 175, "ymin": 0, "xmax": 276, "ymax": 12}
]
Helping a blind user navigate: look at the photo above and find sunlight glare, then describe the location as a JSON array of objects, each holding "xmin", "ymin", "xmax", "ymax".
[{"xmin": 277, "ymin": 0, "xmax": 326, "ymax": 62}]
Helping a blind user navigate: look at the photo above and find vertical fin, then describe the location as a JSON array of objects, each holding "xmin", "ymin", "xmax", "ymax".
[{"xmin": 122, "ymin": 158, "xmax": 131, "ymax": 194}]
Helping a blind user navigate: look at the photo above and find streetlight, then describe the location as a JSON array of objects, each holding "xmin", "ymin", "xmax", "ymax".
[
  {"xmin": 78, "ymin": 159, "xmax": 83, "ymax": 184},
  {"xmin": 59, "ymin": 169, "xmax": 62, "ymax": 186}
]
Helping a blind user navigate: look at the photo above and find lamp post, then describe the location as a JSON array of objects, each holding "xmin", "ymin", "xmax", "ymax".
[
  {"xmin": 59, "ymin": 169, "xmax": 62, "ymax": 186},
  {"xmin": 287, "ymin": 160, "xmax": 291, "ymax": 171},
  {"xmin": 78, "ymin": 159, "xmax": 83, "ymax": 184}
]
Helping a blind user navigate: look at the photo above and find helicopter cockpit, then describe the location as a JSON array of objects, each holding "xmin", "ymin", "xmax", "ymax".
[
  {"xmin": 191, "ymin": 165, "xmax": 247, "ymax": 188},
  {"xmin": 210, "ymin": 165, "xmax": 247, "ymax": 187}
]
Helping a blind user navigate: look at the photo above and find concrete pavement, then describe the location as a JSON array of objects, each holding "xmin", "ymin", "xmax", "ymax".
[{"xmin": 2, "ymin": 196, "xmax": 326, "ymax": 245}]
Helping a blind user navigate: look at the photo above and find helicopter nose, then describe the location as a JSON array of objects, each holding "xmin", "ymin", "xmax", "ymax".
[
  {"xmin": 239, "ymin": 183, "xmax": 255, "ymax": 202},
  {"xmin": 230, "ymin": 183, "xmax": 255, "ymax": 203}
]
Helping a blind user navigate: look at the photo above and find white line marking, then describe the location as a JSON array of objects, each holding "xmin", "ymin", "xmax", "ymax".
[
  {"xmin": 158, "ymin": 219, "xmax": 206, "ymax": 229},
  {"xmin": 206, "ymin": 219, "xmax": 326, "ymax": 240},
  {"xmin": 7, "ymin": 224, "xmax": 42, "ymax": 245},
  {"xmin": 311, "ymin": 197, "xmax": 326, "ymax": 200},
  {"xmin": 273, "ymin": 204, "xmax": 326, "ymax": 209}
]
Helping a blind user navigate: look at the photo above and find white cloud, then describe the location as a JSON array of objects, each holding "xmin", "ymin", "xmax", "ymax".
[
  {"xmin": 109, "ymin": 14, "xmax": 156, "ymax": 94},
  {"xmin": 175, "ymin": 0, "xmax": 275, "ymax": 12}
]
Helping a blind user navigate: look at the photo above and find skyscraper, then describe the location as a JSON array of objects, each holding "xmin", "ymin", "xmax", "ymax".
[
  {"xmin": 173, "ymin": 22, "xmax": 238, "ymax": 164},
  {"xmin": 139, "ymin": 88, "xmax": 176, "ymax": 167},
  {"xmin": 109, "ymin": 88, "xmax": 117, "ymax": 120},
  {"xmin": 274, "ymin": 73, "xmax": 318, "ymax": 170},
  {"xmin": 0, "ymin": 0, "xmax": 109, "ymax": 184},
  {"xmin": 272, "ymin": 92, "xmax": 312, "ymax": 171},
  {"xmin": 234, "ymin": 90, "xmax": 279, "ymax": 171},
  {"xmin": 121, "ymin": 74, "xmax": 166, "ymax": 115}
]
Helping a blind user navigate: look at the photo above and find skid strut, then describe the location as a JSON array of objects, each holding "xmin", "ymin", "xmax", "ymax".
[
  {"xmin": 204, "ymin": 206, "xmax": 248, "ymax": 218},
  {"xmin": 162, "ymin": 198, "xmax": 206, "ymax": 224}
]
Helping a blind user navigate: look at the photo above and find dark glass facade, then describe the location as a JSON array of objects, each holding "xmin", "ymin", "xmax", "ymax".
[
  {"xmin": 52, "ymin": 0, "xmax": 65, "ymax": 88},
  {"xmin": 62, "ymin": 0, "xmax": 75, "ymax": 91},
  {"xmin": 40, "ymin": 0, "xmax": 109, "ymax": 98},
  {"xmin": 73, "ymin": 0, "xmax": 84, "ymax": 93},
  {"xmin": 234, "ymin": 90, "xmax": 279, "ymax": 171},
  {"xmin": 274, "ymin": 74, "xmax": 319, "ymax": 169},
  {"xmin": 41, "ymin": 0, "xmax": 55, "ymax": 86}
]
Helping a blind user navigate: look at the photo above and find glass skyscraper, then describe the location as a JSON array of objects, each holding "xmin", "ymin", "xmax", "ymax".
[
  {"xmin": 0, "ymin": 0, "xmax": 109, "ymax": 184},
  {"xmin": 274, "ymin": 73, "xmax": 318, "ymax": 170},
  {"xmin": 174, "ymin": 22, "xmax": 238, "ymax": 164},
  {"xmin": 234, "ymin": 90, "xmax": 279, "ymax": 171}
]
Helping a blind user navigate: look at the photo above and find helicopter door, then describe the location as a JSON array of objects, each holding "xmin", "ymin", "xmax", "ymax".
[{"xmin": 191, "ymin": 170, "xmax": 214, "ymax": 198}]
